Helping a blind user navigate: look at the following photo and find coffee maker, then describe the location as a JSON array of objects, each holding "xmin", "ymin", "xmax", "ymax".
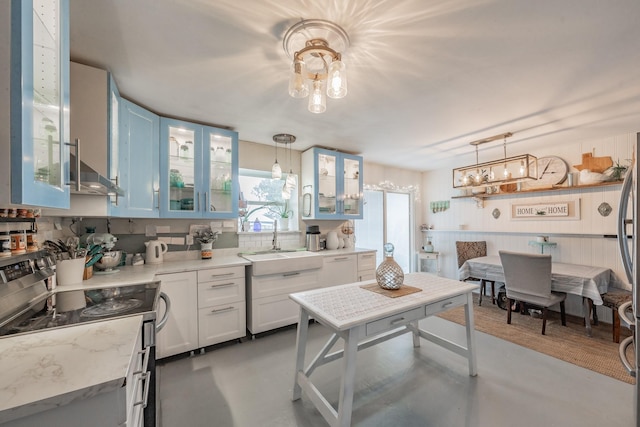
[{"xmin": 306, "ymin": 225, "xmax": 321, "ymax": 251}]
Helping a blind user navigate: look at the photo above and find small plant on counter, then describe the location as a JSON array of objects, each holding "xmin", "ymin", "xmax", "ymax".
[{"xmin": 195, "ymin": 229, "xmax": 220, "ymax": 244}]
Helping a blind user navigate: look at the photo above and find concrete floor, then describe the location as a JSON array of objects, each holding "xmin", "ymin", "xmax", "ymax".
[{"xmin": 158, "ymin": 317, "xmax": 634, "ymax": 427}]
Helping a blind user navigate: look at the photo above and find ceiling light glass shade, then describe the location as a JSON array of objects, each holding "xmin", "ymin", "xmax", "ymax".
[
  {"xmin": 327, "ymin": 60, "xmax": 347, "ymax": 99},
  {"xmin": 452, "ymin": 154, "xmax": 537, "ymax": 188},
  {"xmin": 288, "ymin": 60, "xmax": 309, "ymax": 98},
  {"xmin": 271, "ymin": 161, "xmax": 282, "ymax": 179},
  {"xmin": 308, "ymin": 80, "xmax": 327, "ymax": 114}
]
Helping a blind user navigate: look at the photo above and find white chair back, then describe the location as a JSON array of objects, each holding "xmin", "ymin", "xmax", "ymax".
[{"xmin": 499, "ymin": 251, "xmax": 552, "ymax": 299}]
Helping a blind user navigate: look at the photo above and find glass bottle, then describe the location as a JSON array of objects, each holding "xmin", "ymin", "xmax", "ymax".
[{"xmin": 376, "ymin": 243, "xmax": 404, "ymax": 290}]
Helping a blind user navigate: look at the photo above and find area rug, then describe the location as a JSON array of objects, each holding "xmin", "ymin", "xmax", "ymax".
[{"xmin": 437, "ymin": 295, "xmax": 635, "ymax": 384}]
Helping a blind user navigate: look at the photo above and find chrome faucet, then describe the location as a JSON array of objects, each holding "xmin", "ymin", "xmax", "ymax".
[{"xmin": 272, "ymin": 220, "xmax": 280, "ymax": 250}]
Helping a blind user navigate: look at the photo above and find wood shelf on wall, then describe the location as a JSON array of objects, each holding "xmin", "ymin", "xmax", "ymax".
[{"xmin": 451, "ymin": 180, "xmax": 623, "ymax": 200}]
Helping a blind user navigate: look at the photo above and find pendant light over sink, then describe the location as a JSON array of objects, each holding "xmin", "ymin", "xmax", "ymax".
[{"xmin": 272, "ymin": 134, "xmax": 297, "ymax": 200}]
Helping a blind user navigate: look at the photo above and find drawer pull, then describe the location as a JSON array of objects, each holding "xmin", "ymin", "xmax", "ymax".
[
  {"xmin": 134, "ymin": 372, "xmax": 150, "ymax": 408},
  {"xmin": 362, "ymin": 254, "xmax": 374, "ymax": 258},
  {"xmin": 283, "ymin": 272, "xmax": 300, "ymax": 277},
  {"xmin": 442, "ymin": 301, "xmax": 453, "ymax": 308},
  {"xmin": 133, "ymin": 347, "xmax": 151, "ymax": 375},
  {"xmin": 210, "ymin": 306, "xmax": 234, "ymax": 314},
  {"xmin": 210, "ymin": 272, "xmax": 235, "ymax": 278},
  {"xmin": 210, "ymin": 282, "xmax": 235, "ymax": 288},
  {"xmin": 333, "ymin": 257, "xmax": 350, "ymax": 261},
  {"xmin": 390, "ymin": 317, "xmax": 406, "ymax": 325}
]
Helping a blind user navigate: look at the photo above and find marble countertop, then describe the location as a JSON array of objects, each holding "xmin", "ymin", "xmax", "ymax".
[{"xmin": 0, "ymin": 315, "xmax": 143, "ymax": 424}]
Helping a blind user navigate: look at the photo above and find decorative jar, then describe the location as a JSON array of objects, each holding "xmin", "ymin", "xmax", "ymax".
[{"xmin": 376, "ymin": 243, "xmax": 404, "ymax": 290}]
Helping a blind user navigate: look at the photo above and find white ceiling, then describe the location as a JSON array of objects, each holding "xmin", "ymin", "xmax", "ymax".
[{"xmin": 69, "ymin": 0, "xmax": 640, "ymax": 172}]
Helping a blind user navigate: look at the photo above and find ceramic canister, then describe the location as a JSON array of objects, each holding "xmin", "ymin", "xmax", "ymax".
[{"xmin": 326, "ymin": 231, "xmax": 340, "ymax": 250}]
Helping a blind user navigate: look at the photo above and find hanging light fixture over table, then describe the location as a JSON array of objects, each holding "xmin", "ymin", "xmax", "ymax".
[
  {"xmin": 452, "ymin": 132, "xmax": 538, "ymax": 189},
  {"xmin": 283, "ymin": 19, "xmax": 349, "ymax": 114}
]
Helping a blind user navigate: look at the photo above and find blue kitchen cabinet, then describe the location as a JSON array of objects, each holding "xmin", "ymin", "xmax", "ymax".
[
  {"xmin": 301, "ymin": 147, "xmax": 363, "ymax": 220},
  {"xmin": 110, "ymin": 98, "xmax": 160, "ymax": 217},
  {"xmin": 159, "ymin": 118, "xmax": 238, "ymax": 218},
  {"xmin": 6, "ymin": 0, "xmax": 70, "ymax": 208}
]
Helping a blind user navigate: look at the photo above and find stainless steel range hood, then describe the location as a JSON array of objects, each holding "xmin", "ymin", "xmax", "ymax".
[{"xmin": 69, "ymin": 153, "xmax": 124, "ymax": 196}]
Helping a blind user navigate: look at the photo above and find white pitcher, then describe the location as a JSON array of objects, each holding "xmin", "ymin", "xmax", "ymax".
[{"xmin": 145, "ymin": 240, "xmax": 168, "ymax": 264}]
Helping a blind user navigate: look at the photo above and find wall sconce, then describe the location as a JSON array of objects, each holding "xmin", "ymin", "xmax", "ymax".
[{"xmin": 452, "ymin": 132, "xmax": 537, "ymax": 189}]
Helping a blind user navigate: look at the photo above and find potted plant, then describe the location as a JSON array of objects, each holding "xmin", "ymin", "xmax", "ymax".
[
  {"xmin": 605, "ymin": 159, "xmax": 630, "ymax": 181},
  {"xmin": 195, "ymin": 229, "xmax": 219, "ymax": 259},
  {"xmin": 268, "ymin": 200, "xmax": 293, "ymax": 231}
]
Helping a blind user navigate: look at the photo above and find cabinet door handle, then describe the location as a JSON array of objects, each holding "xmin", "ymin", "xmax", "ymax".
[
  {"xmin": 283, "ymin": 272, "xmax": 300, "ymax": 277},
  {"xmin": 210, "ymin": 306, "xmax": 234, "ymax": 314},
  {"xmin": 390, "ymin": 317, "xmax": 406, "ymax": 325},
  {"xmin": 65, "ymin": 138, "xmax": 81, "ymax": 191},
  {"xmin": 154, "ymin": 188, "xmax": 160, "ymax": 210},
  {"xmin": 210, "ymin": 272, "xmax": 234, "ymax": 278},
  {"xmin": 196, "ymin": 192, "xmax": 201, "ymax": 211},
  {"xmin": 210, "ymin": 282, "xmax": 235, "ymax": 288},
  {"xmin": 204, "ymin": 192, "xmax": 208, "ymax": 213}
]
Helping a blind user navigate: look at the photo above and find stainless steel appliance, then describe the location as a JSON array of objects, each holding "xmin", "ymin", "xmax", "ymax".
[
  {"xmin": 616, "ymin": 132, "xmax": 640, "ymax": 426},
  {"xmin": 0, "ymin": 250, "xmax": 170, "ymax": 427},
  {"xmin": 306, "ymin": 225, "xmax": 321, "ymax": 252}
]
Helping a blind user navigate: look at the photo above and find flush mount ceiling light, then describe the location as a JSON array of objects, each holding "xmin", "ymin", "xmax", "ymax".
[
  {"xmin": 283, "ymin": 19, "xmax": 349, "ymax": 114},
  {"xmin": 272, "ymin": 134, "xmax": 297, "ymax": 199},
  {"xmin": 452, "ymin": 132, "xmax": 537, "ymax": 189}
]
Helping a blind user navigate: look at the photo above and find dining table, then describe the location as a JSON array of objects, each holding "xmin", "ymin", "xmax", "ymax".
[{"xmin": 458, "ymin": 255, "xmax": 615, "ymax": 336}]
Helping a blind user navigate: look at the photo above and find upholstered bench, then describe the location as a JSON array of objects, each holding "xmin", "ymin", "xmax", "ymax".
[{"xmin": 601, "ymin": 288, "xmax": 632, "ymax": 343}]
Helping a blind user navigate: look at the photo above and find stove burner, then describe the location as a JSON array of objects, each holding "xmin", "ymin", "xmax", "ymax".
[{"xmin": 81, "ymin": 299, "xmax": 144, "ymax": 318}]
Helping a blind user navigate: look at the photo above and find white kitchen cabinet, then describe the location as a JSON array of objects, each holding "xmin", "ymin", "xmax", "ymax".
[
  {"xmin": 357, "ymin": 252, "xmax": 377, "ymax": 281},
  {"xmin": 247, "ymin": 268, "xmax": 320, "ymax": 335},
  {"xmin": 1, "ymin": 0, "xmax": 71, "ymax": 208},
  {"xmin": 301, "ymin": 147, "xmax": 363, "ymax": 220},
  {"xmin": 156, "ymin": 271, "xmax": 198, "ymax": 359},
  {"xmin": 321, "ymin": 253, "xmax": 357, "ymax": 287},
  {"xmin": 197, "ymin": 266, "xmax": 246, "ymax": 347}
]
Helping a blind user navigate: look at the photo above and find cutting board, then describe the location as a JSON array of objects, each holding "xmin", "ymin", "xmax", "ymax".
[{"xmin": 573, "ymin": 153, "xmax": 613, "ymax": 173}]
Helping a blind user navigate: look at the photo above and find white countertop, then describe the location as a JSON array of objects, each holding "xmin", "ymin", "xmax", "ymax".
[{"xmin": 0, "ymin": 315, "xmax": 143, "ymax": 423}]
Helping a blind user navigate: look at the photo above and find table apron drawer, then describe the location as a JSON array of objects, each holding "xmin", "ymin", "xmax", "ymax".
[
  {"xmin": 366, "ymin": 306, "xmax": 424, "ymax": 336},
  {"xmin": 424, "ymin": 294, "xmax": 467, "ymax": 317}
]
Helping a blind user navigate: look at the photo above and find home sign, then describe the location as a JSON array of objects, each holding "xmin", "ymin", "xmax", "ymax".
[{"xmin": 510, "ymin": 199, "xmax": 580, "ymax": 220}]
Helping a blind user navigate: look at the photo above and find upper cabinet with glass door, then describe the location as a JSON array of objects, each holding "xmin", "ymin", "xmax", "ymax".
[
  {"xmin": 159, "ymin": 118, "xmax": 238, "ymax": 218},
  {"xmin": 3, "ymin": 0, "xmax": 70, "ymax": 208},
  {"xmin": 301, "ymin": 147, "xmax": 363, "ymax": 220}
]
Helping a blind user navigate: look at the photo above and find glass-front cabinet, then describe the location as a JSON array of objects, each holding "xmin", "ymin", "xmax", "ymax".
[
  {"xmin": 159, "ymin": 118, "xmax": 238, "ymax": 218},
  {"xmin": 8, "ymin": 0, "xmax": 70, "ymax": 208},
  {"xmin": 301, "ymin": 147, "xmax": 363, "ymax": 220}
]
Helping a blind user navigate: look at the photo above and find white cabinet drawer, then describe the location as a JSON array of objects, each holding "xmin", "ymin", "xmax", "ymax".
[
  {"xmin": 357, "ymin": 252, "xmax": 377, "ymax": 271},
  {"xmin": 198, "ymin": 302, "xmax": 246, "ymax": 347},
  {"xmin": 424, "ymin": 294, "xmax": 467, "ymax": 317},
  {"xmin": 197, "ymin": 266, "xmax": 245, "ymax": 284},
  {"xmin": 365, "ymin": 306, "xmax": 423, "ymax": 336},
  {"xmin": 322, "ymin": 254, "xmax": 357, "ymax": 287},
  {"xmin": 250, "ymin": 269, "xmax": 320, "ymax": 299},
  {"xmin": 197, "ymin": 277, "xmax": 245, "ymax": 308}
]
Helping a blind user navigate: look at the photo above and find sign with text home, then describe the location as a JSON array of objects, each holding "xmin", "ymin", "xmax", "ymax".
[{"xmin": 510, "ymin": 199, "xmax": 580, "ymax": 220}]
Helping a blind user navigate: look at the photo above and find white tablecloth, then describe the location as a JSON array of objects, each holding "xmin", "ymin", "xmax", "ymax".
[{"xmin": 458, "ymin": 255, "xmax": 613, "ymax": 305}]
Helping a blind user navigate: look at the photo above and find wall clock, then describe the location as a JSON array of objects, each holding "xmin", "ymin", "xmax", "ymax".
[{"xmin": 527, "ymin": 156, "xmax": 569, "ymax": 188}]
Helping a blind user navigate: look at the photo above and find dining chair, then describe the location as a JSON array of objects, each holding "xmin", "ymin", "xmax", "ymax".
[
  {"xmin": 499, "ymin": 251, "xmax": 567, "ymax": 335},
  {"xmin": 456, "ymin": 241, "xmax": 495, "ymax": 306}
]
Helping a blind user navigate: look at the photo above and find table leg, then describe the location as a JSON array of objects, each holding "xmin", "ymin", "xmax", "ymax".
[
  {"xmin": 583, "ymin": 297, "xmax": 593, "ymax": 337},
  {"xmin": 411, "ymin": 320, "xmax": 420, "ymax": 347},
  {"xmin": 336, "ymin": 328, "xmax": 359, "ymax": 427},
  {"xmin": 292, "ymin": 308, "xmax": 310, "ymax": 401},
  {"xmin": 464, "ymin": 292, "xmax": 478, "ymax": 376}
]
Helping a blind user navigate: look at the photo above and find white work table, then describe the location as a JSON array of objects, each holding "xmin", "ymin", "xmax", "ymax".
[{"xmin": 289, "ymin": 273, "xmax": 477, "ymax": 427}]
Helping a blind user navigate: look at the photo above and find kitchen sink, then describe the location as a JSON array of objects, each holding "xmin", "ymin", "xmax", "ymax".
[{"xmin": 240, "ymin": 250, "xmax": 323, "ymax": 276}]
